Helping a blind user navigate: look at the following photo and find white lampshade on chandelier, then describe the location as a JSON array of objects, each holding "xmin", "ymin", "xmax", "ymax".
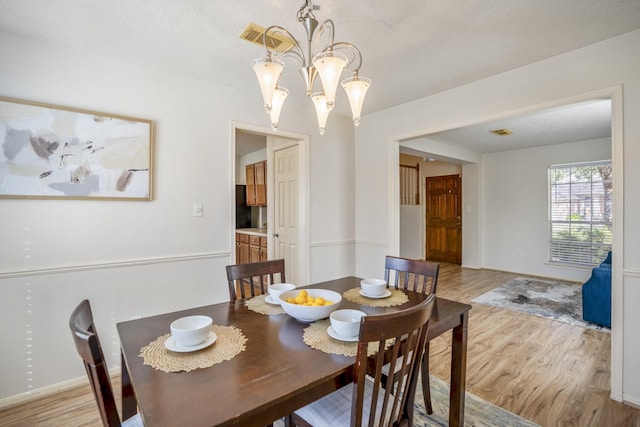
[{"xmin": 251, "ymin": 0, "xmax": 371, "ymax": 134}]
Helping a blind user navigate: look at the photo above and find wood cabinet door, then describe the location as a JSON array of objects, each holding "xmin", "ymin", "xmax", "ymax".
[
  {"xmin": 255, "ymin": 161, "xmax": 266, "ymax": 206},
  {"xmin": 246, "ymin": 164, "xmax": 256, "ymax": 205},
  {"xmin": 238, "ymin": 242, "xmax": 250, "ymax": 264},
  {"xmin": 249, "ymin": 245, "xmax": 261, "ymax": 263},
  {"xmin": 235, "ymin": 233, "xmax": 241, "ymax": 262},
  {"xmin": 249, "ymin": 235, "xmax": 261, "ymax": 263},
  {"xmin": 237, "ymin": 233, "xmax": 250, "ymax": 264},
  {"xmin": 260, "ymin": 237, "xmax": 267, "ymax": 261}
]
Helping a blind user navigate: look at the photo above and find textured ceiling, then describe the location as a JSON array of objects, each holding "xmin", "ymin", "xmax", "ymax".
[
  {"xmin": 0, "ymin": 0, "xmax": 637, "ymax": 153},
  {"xmin": 401, "ymin": 98, "xmax": 612, "ymax": 158}
]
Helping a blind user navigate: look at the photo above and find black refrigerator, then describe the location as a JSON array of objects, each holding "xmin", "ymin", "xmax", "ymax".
[{"xmin": 235, "ymin": 185, "xmax": 252, "ymax": 228}]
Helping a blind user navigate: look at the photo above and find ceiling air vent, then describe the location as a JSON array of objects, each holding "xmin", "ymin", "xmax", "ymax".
[
  {"xmin": 490, "ymin": 128, "xmax": 513, "ymax": 136},
  {"xmin": 240, "ymin": 23, "xmax": 296, "ymax": 54}
]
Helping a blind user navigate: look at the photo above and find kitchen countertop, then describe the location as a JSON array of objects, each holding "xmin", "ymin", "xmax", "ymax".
[{"xmin": 236, "ymin": 228, "xmax": 267, "ymax": 237}]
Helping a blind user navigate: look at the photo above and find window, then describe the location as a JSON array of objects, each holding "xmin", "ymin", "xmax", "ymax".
[
  {"xmin": 548, "ymin": 161, "xmax": 612, "ymax": 266},
  {"xmin": 400, "ymin": 163, "xmax": 420, "ymax": 205}
]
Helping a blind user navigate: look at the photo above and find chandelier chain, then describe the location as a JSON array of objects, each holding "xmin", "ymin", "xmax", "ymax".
[{"xmin": 297, "ymin": 0, "xmax": 316, "ymax": 22}]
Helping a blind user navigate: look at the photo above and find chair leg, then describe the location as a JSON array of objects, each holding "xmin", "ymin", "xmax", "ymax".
[{"xmin": 421, "ymin": 344, "xmax": 433, "ymax": 415}]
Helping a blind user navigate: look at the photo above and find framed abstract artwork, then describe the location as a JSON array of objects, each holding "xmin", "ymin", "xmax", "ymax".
[{"xmin": 0, "ymin": 97, "xmax": 154, "ymax": 200}]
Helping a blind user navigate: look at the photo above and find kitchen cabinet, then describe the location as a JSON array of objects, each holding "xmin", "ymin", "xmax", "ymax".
[
  {"xmin": 236, "ymin": 233, "xmax": 250, "ymax": 265},
  {"xmin": 246, "ymin": 161, "xmax": 266, "ymax": 206},
  {"xmin": 249, "ymin": 235, "xmax": 267, "ymax": 263},
  {"xmin": 236, "ymin": 231, "xmax": 267, "ymax": 265}
]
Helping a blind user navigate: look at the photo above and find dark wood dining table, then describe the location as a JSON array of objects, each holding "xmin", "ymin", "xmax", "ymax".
[{"xmin": 117, "ymin": 276, "xmax": 471, "ymax": 427}]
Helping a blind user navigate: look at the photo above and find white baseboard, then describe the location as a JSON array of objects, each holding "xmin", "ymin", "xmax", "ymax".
[
  {"xmin": 0, "ymin": 376, "xmax": 88, "ymax": 410},
  {"xmin": 0, "ymin": 368, "xmax": 122, "ymax": 410},
  {"xmin": 623, "ymin": 393, "xmax": 640, "ymax": 409}
]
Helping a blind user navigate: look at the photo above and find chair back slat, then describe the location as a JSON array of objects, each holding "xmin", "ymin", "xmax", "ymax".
[
  {"xmin": 226, "ymin": 259, "xmax": 286, "ymax": 302},
  {"xmin": 384, "ymin": 255, "xmax": 440, "ymax": 295}
]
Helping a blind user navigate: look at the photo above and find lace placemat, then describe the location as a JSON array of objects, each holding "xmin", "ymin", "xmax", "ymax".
[
  {"xmin": 343, "ymin": 287, "xmax": 409, "ymax": 307},
  {"xmin": 139, "ymin": 324, "xmax": 247, "ymax": 373},
  {"xmin": 245, "ymin": 294, "xmax": 286, "ymax": 315},
  {"xmin": 303, "ymin": 319, "xmax": 385, "ymax": 357}
]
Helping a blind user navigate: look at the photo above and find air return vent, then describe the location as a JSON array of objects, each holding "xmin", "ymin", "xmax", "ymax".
[
  {"xmin": 490, "ymin": 128, "xmax": 513, "ymax": 136},
  {"xmin": 240, "ymin": 23, "xmax": 296, "ymax": 53}
]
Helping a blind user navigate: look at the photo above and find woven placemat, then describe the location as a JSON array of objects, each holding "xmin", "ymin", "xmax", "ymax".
[
  {"xmin": 343, "ymin": 287, "xmax": 408, "ymax": 307},
  {"xmin": 303, "ymin": 319, "xmax": 388, "ymax": 357},
  {"xmin": 139, "ymin": 324, "xmax": 247, "ymax": 373},
  {"xmin": 245, "ymin": 294, "xmax": 286, "ymax": 315}
]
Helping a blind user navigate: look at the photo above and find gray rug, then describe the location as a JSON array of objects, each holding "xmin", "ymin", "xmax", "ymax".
[
  {"xmin": 472, "ymin": 277, "xmax": 609, "ymax": 332},
  {"xmin": 413, "ymin": 376, "xmax": 538, "ymax": 426},
  {"xmin": 275, "ymin": 375, "xmax": 538, "ymax": 426}
]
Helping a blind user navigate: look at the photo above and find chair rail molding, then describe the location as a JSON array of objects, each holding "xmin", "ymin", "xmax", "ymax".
[{"xmin": 0, "ymin": 251, "xmax": 230, "ymax": 279}]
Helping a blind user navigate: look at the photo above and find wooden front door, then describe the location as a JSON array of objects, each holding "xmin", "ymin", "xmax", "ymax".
[{"xmin": 425, "ymin": 174, "xmax": 462, "ymax": 264}]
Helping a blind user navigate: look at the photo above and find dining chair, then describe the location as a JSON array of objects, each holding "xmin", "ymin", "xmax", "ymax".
[
  {"xmin": 69, "ymin": 299, "xmax": 144, "ymax": 427},
  {"xmin": 226, "ymin": 258, "xmax": 286, "ymax": 302},
  {"xmin": 384, "ymin": 255, "xmax": 439, "ymax": 295},
  {"xmin": 384, "ymin": 255, "xmax": 440, "ymax": 415},
  {"xmin": 291, "ymin": 294, "xmax": 436, "ymax": 427}
]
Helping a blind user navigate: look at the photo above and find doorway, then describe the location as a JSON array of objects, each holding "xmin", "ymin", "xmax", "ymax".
[
  {"xmin": 232, "ymin": 123, "xmax": 310, "ymax": 286},
  {"xmin": 392, "ymin": 87, "xmax": 623, "ymax": 401}
]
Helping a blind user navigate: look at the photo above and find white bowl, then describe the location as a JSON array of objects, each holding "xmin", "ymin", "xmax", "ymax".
[
  {"xmin": 360, "ymin": 278, "xmax": 387, "ymax": 297},
  {"xmin": 330, "ymin": 309, "xmax": 366, "ymax": 338},
  {"xmin": 268, "ymin": 283, "xmax": 296, "ymax": 304},
  {"xmin": 170, "ymin": 315, "xmax": 212, "ymax": 347},
  {"xmin": 279, "ymin": 289, "xmax": 342, "ymax": 322}
]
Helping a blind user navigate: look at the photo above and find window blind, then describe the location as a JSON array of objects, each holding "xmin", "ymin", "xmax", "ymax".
[
  {"xmin": 548, "ymin": 160, "xmax": 612, "ymax": 266},
  {"xmin": 400, "ymin": 163, "xmax": 420, "ymax": 205}
]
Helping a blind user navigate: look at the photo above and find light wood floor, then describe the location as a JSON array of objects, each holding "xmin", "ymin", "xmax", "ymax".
[{"xmin": 1, "ymin": 264, "xmax": 639, "ymax": 426}]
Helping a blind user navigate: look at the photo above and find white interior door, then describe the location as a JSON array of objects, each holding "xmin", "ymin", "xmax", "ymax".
[{"xmin": 273, "ymin": 144, "xmax": 299, "ymax": 284}]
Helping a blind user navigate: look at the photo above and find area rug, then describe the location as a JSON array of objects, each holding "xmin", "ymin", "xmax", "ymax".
[
  {"xmin": 274, "ymin": 375, "xmax": 538, "ymax": 426},
  {"xmin": 472, "ymin": 277, "xmax": 609, "ymax": 332}
]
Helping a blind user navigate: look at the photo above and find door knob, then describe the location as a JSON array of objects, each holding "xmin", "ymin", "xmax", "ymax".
[{"xmin": 273, "ymin": 233, "xmax": 279, "ymax": 238}]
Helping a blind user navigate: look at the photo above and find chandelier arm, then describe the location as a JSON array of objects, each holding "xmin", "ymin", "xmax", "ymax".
[
  {"xmin": 311, "ymin": 19, "xmax": 336, "ymax": 57},
  {"xmin": 263, "ymin": 25, "xmax": 306, "ymax": 67},
  {"xmin": 330, "ymin": 41, "xmax": 363, "ymax": 73}
]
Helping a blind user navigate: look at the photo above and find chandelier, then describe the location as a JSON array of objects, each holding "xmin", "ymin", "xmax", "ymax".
[{"xmin": 251, "ymin": 0, "xmax": 371, "ymax": 135}]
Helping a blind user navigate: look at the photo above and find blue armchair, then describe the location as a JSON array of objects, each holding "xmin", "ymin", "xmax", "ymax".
[{"xmin": 582, "ymin": 251, "xmax": 612, "ymax": 328}]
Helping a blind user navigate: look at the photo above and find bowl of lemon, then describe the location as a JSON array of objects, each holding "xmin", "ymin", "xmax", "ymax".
[{"xmin": 279, "ymin": 289, "xmax": 342, "ymax": 322}]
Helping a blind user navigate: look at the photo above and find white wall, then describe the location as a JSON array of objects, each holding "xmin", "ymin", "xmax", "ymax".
[
  {"xmin": 399, "ymin": 206, "xmax": 423, "ymax": 258},
  {"xmin": 0, "ymin": 31, "xmax": 356, "ymax": 401},
  {"xmin": 355, "ymin": 29, "xmax": 640, "ymax": 404},
  {"xmin": 481, "ymin": 138, "xmax": 610, "ymax": 281}
]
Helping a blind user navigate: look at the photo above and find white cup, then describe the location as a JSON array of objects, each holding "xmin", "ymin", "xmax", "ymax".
[
  {"xmin": 330, "ymin": 309, "xmax": 366, "ymax": 338},
  {"xmin": 268, "ymin": 283, "xmax": 296, "ymax": 304},
  {"xmin": 360, "ymin": 278, "xmax": 387, "ymax": 297}
]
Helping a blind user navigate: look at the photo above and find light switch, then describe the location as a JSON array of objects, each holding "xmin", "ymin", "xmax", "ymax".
[{"xmin": 193, "ymin": 202, "xmax": 203, "ymax": 217}]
